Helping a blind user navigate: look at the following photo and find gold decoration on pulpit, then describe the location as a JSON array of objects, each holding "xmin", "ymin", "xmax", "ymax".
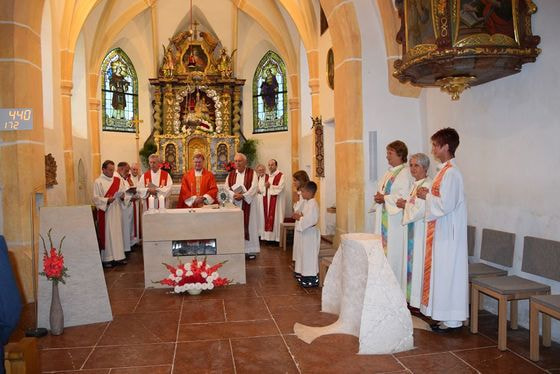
[
  {"xmin": 150, "ymin": 21, "xmax": 245, "ymax": 182},
  {"xmin": 393, "ymin": 0, "xmax": 541, "ymax": 100}
]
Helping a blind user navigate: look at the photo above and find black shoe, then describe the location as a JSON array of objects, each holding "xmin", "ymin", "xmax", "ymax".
[
  {"xmin": 431, "ymin": 323, "xmax": 462, "ymax": 333},
  {"xmin": 114, "ymin": 259, "xmax": 128, "ymax": 266},
  {"xmin": 245, "ymin": 254, "xmax": 257, "ymax": 260},
  {"xmin": 102, "ymin": 261, "xmax": 114, "ymax": 268}
]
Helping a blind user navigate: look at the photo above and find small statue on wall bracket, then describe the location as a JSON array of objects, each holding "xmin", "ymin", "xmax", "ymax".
[{"xmin": 45, "ymin": 153, "xmax": 58, "ymax": 188}]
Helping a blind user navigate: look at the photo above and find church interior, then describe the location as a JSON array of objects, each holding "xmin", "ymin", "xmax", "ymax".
[{"xmin": 2, "ymin": 0, "xmax": 560, "ymax": 372}]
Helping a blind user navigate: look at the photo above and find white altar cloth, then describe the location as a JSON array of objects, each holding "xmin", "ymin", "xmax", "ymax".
[{"xmin": 294, "ymin": 233, "xmax": 414, "ymax": 354}]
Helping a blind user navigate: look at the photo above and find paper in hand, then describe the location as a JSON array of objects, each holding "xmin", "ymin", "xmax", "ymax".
[
  {"xmin": 126, "ymin": 186, "xmax": 137, "ymax": 194},
  {"xmin": 233, "ymin": 184, "xmax": 246, "ymax": 194},
  {"xmin": 148, "ymin": 182, "xmax": 158, "ymax": 189}
]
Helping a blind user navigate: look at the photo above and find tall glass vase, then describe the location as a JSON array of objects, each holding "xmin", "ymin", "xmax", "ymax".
[{"xmin": 49, "ymin": 281, "xmax": 64, "ymax": 335}]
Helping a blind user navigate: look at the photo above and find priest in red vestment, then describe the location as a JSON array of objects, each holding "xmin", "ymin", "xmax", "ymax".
[{"xmin": 177, "ymin": 153, "xmax": 218, "ymax": 208}]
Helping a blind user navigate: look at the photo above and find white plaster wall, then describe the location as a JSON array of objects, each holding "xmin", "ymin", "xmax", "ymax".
[
  {"xmin": 299, "ymin": 42, "xmax": 313, "ymax": 180},
  {"xmin": 238, "ymin": 10, "xmax": 294, "ymax": 211},
  {"xmin": 99, "ymin": 10, "xmax": 154, "ymax": 169},
  {"xmin": 71, "ymin": 33, "xmax": 88, "ymax": 139},
  {"xmin": 357, "ymin": 0, "xmax": 423, "ymax": 233},
  {"xmin": 421, "ymin": 2, "xmax": 560, "ymax": 341}
]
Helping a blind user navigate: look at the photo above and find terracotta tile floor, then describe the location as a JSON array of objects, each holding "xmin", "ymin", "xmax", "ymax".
[{"xmin": 11, "ymin": 243, "xmax": 560, "ymax": 373}]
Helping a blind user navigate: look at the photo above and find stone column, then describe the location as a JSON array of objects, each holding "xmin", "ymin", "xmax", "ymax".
[
  {"xmin": 0, "ymin": 0, "xmax": 47, "ymax": 301},
  {"xmin": 88, "ymin": 71, "xmax": 102, "ymax": 181},
  {"xmin": 321, "ymin": 0, "xmax": 365, "ymax": 244},
  {"xmin": 60, "ymin": 50, "xmax": 77, "ymax": 204},
  {"xmin": 307, "ymin": 49, "xmax": 322, "ymax": 204}
]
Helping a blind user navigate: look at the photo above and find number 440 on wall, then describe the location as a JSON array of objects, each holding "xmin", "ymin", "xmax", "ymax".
[{"xmin": 1, "ymin": 108, "xmax": 33, "ymax": 131}]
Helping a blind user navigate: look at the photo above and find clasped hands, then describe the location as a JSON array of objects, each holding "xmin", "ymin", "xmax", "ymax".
[
  {"xmin": 292, "ymin": 211, "xmax": 303, "ymax": 220},
  {"xmin": 233, "ymin": 192, "xmax": 244, "ymax": 201}
]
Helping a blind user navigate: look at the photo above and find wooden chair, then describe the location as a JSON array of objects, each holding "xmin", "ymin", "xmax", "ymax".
[
  {"xmin": 279, "ymin": 222, "xmax": 295, "ymax": 251},
  {"xmin": 529, "ymin": 294, "xmax": 558, "ymax": 361},
  {"xmin": 4, "ymin": 338, "xmax": 40, "ymax": 374},
  {"xmin": 469, "ymin": 228, "xmax": 513, "ymax": 282},
  {"xmin": 467, "ymin": 225, "xmax": 475, "ymax": 257},
  {"xmin": 319, "ymin": 256, "xmax": 334, "ymax": 287},
  {"xmin": 470, "ymin": 235, "xmax": 556, "ymax": 351}
]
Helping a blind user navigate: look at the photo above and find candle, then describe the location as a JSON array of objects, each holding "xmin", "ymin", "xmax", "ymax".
[
  {"xmin": 148, "ymin": 195, "xmax": 155, "ymax": 212},
  {"xmin": 158, "ymin": 195, "xmax": 165, "ymax": 211}
]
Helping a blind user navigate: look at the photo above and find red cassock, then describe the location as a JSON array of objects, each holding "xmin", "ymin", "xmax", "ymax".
[{"xmin": 176, "ymin": 169, "xmax": 218, "ymax": 208}]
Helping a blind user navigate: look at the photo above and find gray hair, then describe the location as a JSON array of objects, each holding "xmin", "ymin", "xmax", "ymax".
[
  {"xmin": 148, "ymin": 153, "xmax": 160, "ymax": 161},
  {"xmin": 234, "ymin": 152, "xmax": 247, "ymax": 161},
  {"xmin": 410, "ymin": 153, "xmax": 430, "ymax": 171}
]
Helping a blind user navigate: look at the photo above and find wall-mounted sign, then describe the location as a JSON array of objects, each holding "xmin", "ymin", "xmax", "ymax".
[{"xmin": 1, "ymin": 108, "xmax": 33, "ymax": 131}]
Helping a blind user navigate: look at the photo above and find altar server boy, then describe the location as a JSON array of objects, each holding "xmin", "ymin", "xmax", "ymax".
[{"xmin": 294, "ymin": 181, "xmax": 321, "ymax": 287}]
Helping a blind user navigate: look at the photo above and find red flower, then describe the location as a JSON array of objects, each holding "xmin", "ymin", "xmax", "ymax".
[
  {"xmin": 39, "ymin": 229, "xmax": 69, "ymax": 284},
  {"xmin": 225, "ymin": 161, "xmax": 236, "ymax": 173},
  {"xmin": 156, "ymin": 257, "xmax": 230, "ymax": 292}
]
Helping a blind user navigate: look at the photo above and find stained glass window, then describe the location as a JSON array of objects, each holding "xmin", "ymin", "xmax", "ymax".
[
  {"xmin": 253, "ymin": 51, "xmax": 288, "ymax": 134},
  {"xmin": 101, "ymin": 48, "xmax": 138, "ymax": 132}
]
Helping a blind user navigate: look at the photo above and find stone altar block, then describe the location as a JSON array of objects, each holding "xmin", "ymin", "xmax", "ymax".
[{"xmin": 143, "ymin": 207, "xmax": 246, "ymax": 287}]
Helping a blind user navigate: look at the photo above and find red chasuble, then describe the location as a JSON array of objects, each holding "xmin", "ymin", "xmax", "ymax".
[
  {"xmin": 263, "ymin": 172, "xmax": 283, "ymax": 232},
  {"xmin": 227, "ymin": 168, "xmax": 254, "ymax": 241},
  {"xmin": 96, "ymin": 176, "xmax": 121, "ymax": 251}
]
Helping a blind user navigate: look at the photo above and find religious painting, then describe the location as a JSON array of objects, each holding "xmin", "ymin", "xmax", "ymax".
[
  {"xmin": 179, "ymin": 88, "xmax": 216, "ymax": 132},
  {"xmin": 456, "ymin": 0, "xmax": 515, "ymax": 42},
  {"xmin": 164, "ymin": 143, "xmax": 178, "ymax": 174},
  {"xmin": 252, "ymin": 51, "xmax": 288, "ymax": 134},
  {"xmin": 182, "ymin": 44, "xmax": 209, "ymax": 73},
  {"xmin": 326, "ymin": 48, "xmax": 334, "ymax": 90},
  {"xmin": 405, "ymin": 0, "xmax": 436, "ymax": 51},
  {"xmin": 100, "ymin": 48, "xmax": 138, "ymax": 133},
  {"xmin": 216, "ymin": 143, "xmax": 229, "ymax": 172}
]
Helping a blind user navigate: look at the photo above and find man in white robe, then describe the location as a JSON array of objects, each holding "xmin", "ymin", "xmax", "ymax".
[
  {"xmin": 294, "ymin": 181, "xmax": 320, "ymax": 287},
  {"xmin": 227, "ymin": 153, "xmax": 260, "ymax": 259},
  {"xmin": 255, "ymin": 164, "xmax": 266, "ymax": 238},
  {"xmin": 93, "ymin": 160, "xmax": 128, "ymax": 267},
  {"xmin": 397, "ymin": 153, "xmax": 432, "ymax": 308},
  {"xmin": 373, "ymin": 140, "xmax": 413, "ymax": 293},
  {"xmin": 130, "ymin": 162, "xmax": 142, "ymax": 242},
  {"xmin": 137, "ymin": 154, "xmax": 173, "ymax": 210},
  {"xmin": 260, "ymin": 159, "xmax": 286, "ymax": 244},
  {"xmin": 417, "ymin": 128, "xmax": 468, "ymax": 332}
]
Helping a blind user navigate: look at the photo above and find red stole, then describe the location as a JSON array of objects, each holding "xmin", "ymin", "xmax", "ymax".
[
  {"xmin": 263, "ymin": 172, "xmax": 283, "ymax": 232},
  {"xmin": 228, "ymin": 168, "xmax": 254, "ymax": 241},
  {"xmin": 143, "ymin": 170, "xmax": 169, "ymax": 208},
  {"xmin": 97, "ymin": 176, "xmax": 121, "ymax": 251},
  {"xmin": 126, "ymin": 176, "xmax": 137, "ymax": 238}
]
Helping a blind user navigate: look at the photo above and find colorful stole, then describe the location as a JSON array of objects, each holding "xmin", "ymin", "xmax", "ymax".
[
  {"xmin": 381, "ymin": 165, "xmax": 405, "ymax": 254},
  {"xmin": 143, "ymin": 170, "xmax": 169, "ymax": 208},
  {"xmin": 228, "ymin": 168, "xmax": 254, "ymax": 241},
  {"xmin": 406, "ymin": 179, "xmax": 425, "ymax": 302},
  {"xmin": 126, "ymin": 176, "xmax": 138, "ymax": 238},
  {"xmin": 97, "ymin": 177, "xmax": 121, "ymax": 251},
  {"xmin": 263, "ymin": 172, "xmax": 283, "ymax": 232},
  {"xmin": 421, "ymin": 162, "xmax": 453, "ymax": 308}
]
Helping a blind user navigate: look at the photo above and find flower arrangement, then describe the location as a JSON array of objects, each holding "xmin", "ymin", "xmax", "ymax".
[
  {"xmin": 225, "ymin": 161, "xmax": 236, "ymax": 173},
  {"xmin": 159, "ymin": 161, "xmax": 172, "ymax": 173},
  {"xmin": 157, "ymin": 257, "xmax": 231, "ymax": 293},
  {"xmin": 39, "ymin": 229, "xmax": 69, "ymax": 284}
]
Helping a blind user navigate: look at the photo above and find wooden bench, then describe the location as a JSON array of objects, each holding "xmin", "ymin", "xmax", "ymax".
[
  {"xmin": 319, "ymin": 256, "xmax": 334, "ymax": 287},
  {"xmin": 530, "ymin": 294, "xmax": 558, "ymax": 361},
  {"xmin": 4, "ymin": 337, "xmax": 40, "ymax": 374},
  {"xmin": 279, "ymin": 222, "xmax": 295, "ymax": 251}
]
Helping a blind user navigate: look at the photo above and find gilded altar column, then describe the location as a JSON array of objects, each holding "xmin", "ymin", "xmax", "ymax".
[
  {"xmin": 60, "ymin": 50, "xmax": 77, "ymax": 204},
  {"xmin": 232, "ymin": 86, "xmax": 242, "ymax": 139},
  {"xmin": 0, "ymin": 2, "xmax": 46, "ymax": 301}
]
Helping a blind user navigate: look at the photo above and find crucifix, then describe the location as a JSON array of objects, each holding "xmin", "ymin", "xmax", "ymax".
[{"xmin": 130, "ymin": 116, "xmax": 143, "ymax": 164}]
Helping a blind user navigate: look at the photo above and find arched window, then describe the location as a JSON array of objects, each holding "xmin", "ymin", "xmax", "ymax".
[
  {"xmin": 101, "ymin": 48, "xmax": 138, "ymax": 132},
  {"xmin": 253, "ymin": 51, "xmax": 288, "ymax": 134}
]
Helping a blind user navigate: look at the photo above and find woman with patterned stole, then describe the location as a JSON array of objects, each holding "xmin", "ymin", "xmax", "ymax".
[
  {"xmin": 397, "ymin": 153, "xmax": 432, "ymax": 309},
  {"xmin": 416, "ymin": 128, "xmax": 468, "ymax": 333},
  {"xmin": 373, "ymin": 140, "xmax": 413, "ymax": 293}
]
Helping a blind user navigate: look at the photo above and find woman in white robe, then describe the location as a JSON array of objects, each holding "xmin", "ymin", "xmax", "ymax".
[
  {"xmin": 373, "ymin": 141, "xmax": 413, "ymax": 293},
  {"xmin": 417, "ymin": 128, "xmax": 468, "ymax": 332},
  {"xmin": 397, "ymin": 153, "xmax": 432, "ymax": 308}
]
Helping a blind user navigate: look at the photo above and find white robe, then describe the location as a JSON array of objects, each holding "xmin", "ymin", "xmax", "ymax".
[
  {"xmin": 256, "ymin": 175, "xmax": 265, "ymax": 237},
  {"xmin": 137, "ymin": 169, "xmax": 173, "ymax": 210},
  {"xmin": 228, "ymin": 169, "xmax": 260, "ymax": 254},
  {"xmin": 295, "ymin": 198, "xmax": 320, "ymax": 276},
  {"xmin": 93, "ymin": 174, "xmax": 127, "ymax": 262},
  {"xmin": 402, "ymin": 177, "xmax": 432, "ymax": 308},
  {"xmin": 421, "ymin": 159, "xmax": 468, "ymax": 322},
  {"xmin": 130, "ymin": 174, "xmax": 142, "ymax": 243},
  {"xmin": 292, "ymin": 191, "xmax": 304, "ymax": 263},
  {"xmin": 373, "ymin": 165, "xmax": 413, "ymax": 293},
  {"xmin": 259, "ymin": 170, "xmax": 286, "ymax": 242}
]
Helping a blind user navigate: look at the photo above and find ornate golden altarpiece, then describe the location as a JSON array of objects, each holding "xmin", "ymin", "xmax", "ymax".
[{"xmin": 150, "ymin": 24, "xmax": 244, "ymax": 182}]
